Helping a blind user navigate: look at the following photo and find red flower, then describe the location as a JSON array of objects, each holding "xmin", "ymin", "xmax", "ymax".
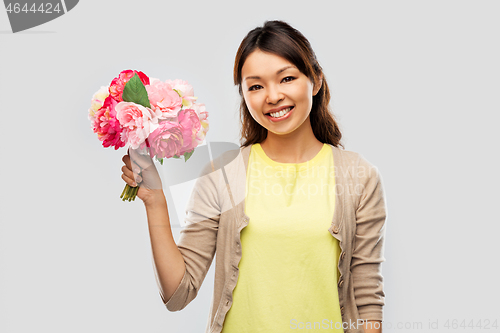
[
  {"xmin": 109, "ymin": 70, "xmax": 150, "ymax": 102},
  {"xmin": 92, "ymin": 96, "xmax": 126, "ymax": 150}
]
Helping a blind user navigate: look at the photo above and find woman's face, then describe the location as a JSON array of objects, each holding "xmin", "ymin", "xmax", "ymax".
[{"xmin": 241, "ymin": 49, "xmax": 320, "ymax": 136}]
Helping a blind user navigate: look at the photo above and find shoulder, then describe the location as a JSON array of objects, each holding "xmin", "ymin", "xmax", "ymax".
[
  {"xmin": 332, "ymin": 145, "xmax": 374, "ymax": 165},
  {"xmin": 328, "ymin": 145, "xmax": 383, "ymax": 189}
]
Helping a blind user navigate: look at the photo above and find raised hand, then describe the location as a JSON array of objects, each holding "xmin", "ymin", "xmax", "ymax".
[{"xmin": 121, "ymin": 146, "xmax": 163, "ymax": 204}]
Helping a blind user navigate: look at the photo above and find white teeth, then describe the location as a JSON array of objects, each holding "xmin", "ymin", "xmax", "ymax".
[{"xmin": 270, "ymin": 107, "xmax": 292, "ymax": 118}]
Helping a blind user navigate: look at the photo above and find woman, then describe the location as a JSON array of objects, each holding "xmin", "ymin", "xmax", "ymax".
[{"xmin": 121, "ymin": 20, "xmax": 387, "ymax": 333}]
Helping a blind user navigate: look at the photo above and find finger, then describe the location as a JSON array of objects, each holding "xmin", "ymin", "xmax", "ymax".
[
  {"xmin": 122, "ymin": 165, "xmax": 143, "ymax": 184},
  {"xmin": 127, "ymin": 148, "xmax": 144, "ymax": 175},
  {"xmin": 121, "ymin": 173, "xmax": 137, "ymax": 187},
  {"xmin": 122, "ymin": 154, "xmax": 132, "ymax": 170},
  {"xmin": 131, "ymin": 161, "xmax": 142, "ymax": 177},
  {"xmin": 130, "ymin": 158, "xmax": 150, "ymax": 179},
  {"xmin": 121, "ymin": 165, "xmax": 135, "ymax": 181}
]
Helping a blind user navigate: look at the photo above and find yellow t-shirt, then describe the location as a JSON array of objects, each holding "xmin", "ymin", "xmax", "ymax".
[{"xmin": 221, "ymin": 143, "xmax": 344, "ymax": 332}]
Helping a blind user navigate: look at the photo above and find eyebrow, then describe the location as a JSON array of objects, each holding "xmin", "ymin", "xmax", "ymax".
[{"xmin": 244, "ymin": 65, "xmax": 296, "ymax": 81}]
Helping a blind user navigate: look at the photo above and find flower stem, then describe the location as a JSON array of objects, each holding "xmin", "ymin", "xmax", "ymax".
[
  {"xmin": 125, "ymin": 185, "xmax": 131, "ymax": 201},
  {"xmin": 127, "ymin": 185, "xmax": 134, "ymax": 201},
  {"xmin": 132, "ymin": 186, "xmax": 138, "ymax": 201},
  {"xmin": 120, "ymin": 184, "xmax": 128, "ymax": 200},
  {"xmin": 120, "ymin": 183, "xmax": 139, "ymax": 202}
]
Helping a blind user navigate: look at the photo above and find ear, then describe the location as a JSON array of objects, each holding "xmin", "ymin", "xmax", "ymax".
[{"xmin": 313, "ymin": 74, "xmax": 323, "ymax": 96}]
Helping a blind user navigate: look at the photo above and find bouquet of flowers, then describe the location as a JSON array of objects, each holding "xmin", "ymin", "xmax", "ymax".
[{"xmin": 88, "ymin": 69, "xmax": 209, "ymax": 201}]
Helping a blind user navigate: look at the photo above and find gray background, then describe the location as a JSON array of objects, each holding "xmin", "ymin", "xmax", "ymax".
[{"xmin": 1, "ymin": 1, "xmax": 499, "ymax": 332}]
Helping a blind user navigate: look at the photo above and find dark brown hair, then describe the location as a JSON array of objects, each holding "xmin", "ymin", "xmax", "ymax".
[{"xmin": 234, "ymin": 20, "xmax": 343, "ymax": 149}]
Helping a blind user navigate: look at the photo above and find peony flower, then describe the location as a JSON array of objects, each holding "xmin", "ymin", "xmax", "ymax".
[
  {"xmin": 145, "ymin": 78, "xmax": 183, "ymax": 119},
  {"xmin": 144, "ymin": 121, "xmax": 184, "ymax": 159},
  {"xmin": 190, "ymin": 103, "xmax": 209, "ymax": 145},
  {"xmin": 88, "ymin": 86, "xmax": 109, "ymax": 124},
  {"xmin": 115, "ymin": 102, "xmax": 159, "ymax": 149},
  {"xmin": 92, "ymin": 96, "xmax": 125, "ymax": 150},
  {"xmin": 165, "ymin": 79, "xmax": 197, "ymax": 107},
  {"xmin": 177, "ymin": 108, "xmax": 201, "ymax": 155},
  {"xmin": 109, "ymin": 70, "xmax": 150, "ymax": 102}
]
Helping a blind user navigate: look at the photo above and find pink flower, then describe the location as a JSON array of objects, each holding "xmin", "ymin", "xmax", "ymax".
[
  {"xmin": 177, "ymin": 108, "xmax": 201, "ymax": 155},
  {"xmin": 145, "ymin": 79, "xmax": 183, "ymax": 118},
  {"xmin": 190, "ymin": 102, "xmax": 208, "ymax": 121},
  {"xmin": 145, "ymin": 121, "xmax": 184, "ymax": 159},
  {"xmin": 190, "ymin": 103, "xmax": 209, "ymax": 145},
  {"xmin": 115, "ymin": 102, "xmax": 159, "ymax": 149},
  {"xmin": 165, "ymin": 79, "xmax": 197, "ymax": 107},
  {"xmin": 92, "ymin": 96, "xmax": 125, "ymax": 150},
  {"xmin": 109, "ymin": 70, "xmax": 150, "ymax": 102}
]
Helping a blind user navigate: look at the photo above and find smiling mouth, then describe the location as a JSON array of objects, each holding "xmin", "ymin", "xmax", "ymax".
[{"xmin": 266, "ymin": 106, "xmax": 294, "ymax": 118}]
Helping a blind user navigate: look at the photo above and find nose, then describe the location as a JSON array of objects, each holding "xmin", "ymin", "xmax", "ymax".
[{"xmin": 266, "ymin": 85, "xmax": 284, "ymax": 105}]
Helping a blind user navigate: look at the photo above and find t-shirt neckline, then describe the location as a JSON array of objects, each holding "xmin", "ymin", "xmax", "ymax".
[{"xmin": 253, "ymin": 143, "xmax": 329, "ymax": 169}]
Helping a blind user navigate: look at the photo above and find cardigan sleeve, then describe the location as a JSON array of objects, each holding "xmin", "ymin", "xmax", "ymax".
[
  {"xmin": 162, "ymin": 160, "xmax": 221, "ymax": 311},
  {"xmin": 351, "ymin": 154, "xmax": 387, "ymax": 322}
]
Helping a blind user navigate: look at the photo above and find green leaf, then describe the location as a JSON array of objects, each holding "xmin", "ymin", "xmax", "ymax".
[
  {"xmin": 156, "ymin": 157, "xmax": 164, "ymax": 165},
  {"xmin": 122, "ymin": 73, "xmax": 151, "ymax": 108},
  {"xmin": 172, "ymin": 154, "xmax": 180, "ymax": 159},
  {"xmin": 183, "ymin": 149, "xmax": 195, "ymax": 162}
]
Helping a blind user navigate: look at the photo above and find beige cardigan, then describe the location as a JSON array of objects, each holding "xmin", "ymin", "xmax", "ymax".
[{"xmin": 160, "ymin": 144, "xmax": 387, "ymax": 333}]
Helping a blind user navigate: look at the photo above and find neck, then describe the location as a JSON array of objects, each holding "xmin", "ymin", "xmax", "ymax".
[{"xmin": 259, "ymin": 118, "xmax": 323, "ymax": 163}]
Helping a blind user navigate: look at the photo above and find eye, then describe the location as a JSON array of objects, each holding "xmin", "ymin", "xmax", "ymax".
[
  {"xmin": 282, "ymin": 76, "xmax": 296, "ymax": 83},
  {"xmin": 248, "ymin": 85, "xmax": 263, "ymax": 91}
]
